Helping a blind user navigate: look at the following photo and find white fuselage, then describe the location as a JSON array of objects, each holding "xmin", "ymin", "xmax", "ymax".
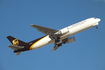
[{"xmin": 31, "ymin": 18, "xmax": 101, "ymax": 50}]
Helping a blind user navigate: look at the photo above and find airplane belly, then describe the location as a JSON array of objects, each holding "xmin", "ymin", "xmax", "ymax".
[{"xmin": 31, "ymin": 35, "xmax": 53, "ymax": 50}]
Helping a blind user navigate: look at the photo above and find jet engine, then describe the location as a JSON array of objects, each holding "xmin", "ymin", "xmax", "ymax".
[
  {"xmin": 65, "ymin": 37, "xmax": 75, "ymax": 44},
  {"xmin": 54, "ymin": 28, "xmax": 69, "ymax": 36}
]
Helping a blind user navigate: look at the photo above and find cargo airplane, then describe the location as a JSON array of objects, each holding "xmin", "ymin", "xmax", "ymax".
[{"xmin": 7, "ymin": 17, "xmax": 101, "ymax": 55}]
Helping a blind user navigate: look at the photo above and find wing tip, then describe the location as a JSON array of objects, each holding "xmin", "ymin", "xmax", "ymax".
[{"xmin": 31, "ymin": 24, "xmax": 34, "ymax": 26}]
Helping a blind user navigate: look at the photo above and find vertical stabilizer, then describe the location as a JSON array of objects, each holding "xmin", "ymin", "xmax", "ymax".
[
  {"xmin": 7, "ymin": 36, "xmax": 27, "ymax": 46},
  {"xmin": 7, "ymin": 36, "xmax": 27, "ymax": 56}
]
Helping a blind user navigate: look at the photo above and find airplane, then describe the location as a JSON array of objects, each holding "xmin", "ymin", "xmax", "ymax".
[{"xmin": 7, "ymin": 17, "xmax": 101, "ymax": 55}]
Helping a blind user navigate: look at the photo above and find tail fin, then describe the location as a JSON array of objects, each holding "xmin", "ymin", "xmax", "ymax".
[
  {"xmin": 7, "ymin": 36, "xmax": 27, "ymax": 46},
  {"xmin": 7, "ymin": 36, "xmax": 27, "ymax": 55}
]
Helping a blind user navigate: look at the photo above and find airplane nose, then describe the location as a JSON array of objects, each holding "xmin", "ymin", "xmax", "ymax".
[
  {"xmin": 92, "ymin": 18, "xmax": 101, "ymax": 28},
  {"xmin": 97, "ymin": 18, "xmax": 101, "ymax": 22}
]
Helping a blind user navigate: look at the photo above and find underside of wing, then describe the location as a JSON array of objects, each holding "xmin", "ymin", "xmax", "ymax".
[{"xmin": 31, "ymin": 24, "xmax": 58, "ymax": 35}]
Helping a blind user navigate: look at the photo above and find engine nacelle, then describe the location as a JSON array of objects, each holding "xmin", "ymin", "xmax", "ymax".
[
  {"xmin": 55, "ymin": 28, "xmax": 69, "ymax": 36},
  {"xmin": 66, "ymin": 37, "xmax": 75, "ymax": 43}
]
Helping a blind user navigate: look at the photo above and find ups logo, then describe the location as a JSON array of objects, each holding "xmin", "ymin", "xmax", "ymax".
[{"xmin": 12, "ymin": 39, "xmax": 19, "ymax": 46}]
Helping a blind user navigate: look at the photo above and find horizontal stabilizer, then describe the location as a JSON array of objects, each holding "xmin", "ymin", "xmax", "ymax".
[
  {"xmin": 8, "ymin": 45, "xmax": 24, "ymax": 50},
  {"xmin": 16, "ymin": 52, "xmax": 21, "ymax": 55},
  {"xmin": 8, "ymin": 45, "xmax": 24, "ymax": 55}
]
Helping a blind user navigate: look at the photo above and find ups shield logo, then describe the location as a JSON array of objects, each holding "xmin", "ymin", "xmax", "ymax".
[{"xmin": 12, "ymin": 39, "xmax": 19, "ymax": 46}]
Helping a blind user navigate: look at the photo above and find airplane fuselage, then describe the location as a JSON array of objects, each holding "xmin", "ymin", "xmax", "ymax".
[{"xmin": 29, "ymin": 18, "xmax": 100, "ymax": 50}]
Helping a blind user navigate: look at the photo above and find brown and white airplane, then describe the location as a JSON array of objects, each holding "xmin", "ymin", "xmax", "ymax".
[{"xmin": 7, "ymin": 17, "xmax": 101, "ymax": 55}]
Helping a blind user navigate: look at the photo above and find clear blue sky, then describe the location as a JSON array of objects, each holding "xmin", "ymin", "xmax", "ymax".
[{"xmin": 0, "ymin": 0, "xmax": 105, "ymax": 70}]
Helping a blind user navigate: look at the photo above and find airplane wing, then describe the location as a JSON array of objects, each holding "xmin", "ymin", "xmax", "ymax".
[
  {"xmin": 31, "ymin": 24, "xmax": 58, "ymax": 35},
  {"xmin": 52, "ymin": 44, "xmax": 59, "ymax": 51}
]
